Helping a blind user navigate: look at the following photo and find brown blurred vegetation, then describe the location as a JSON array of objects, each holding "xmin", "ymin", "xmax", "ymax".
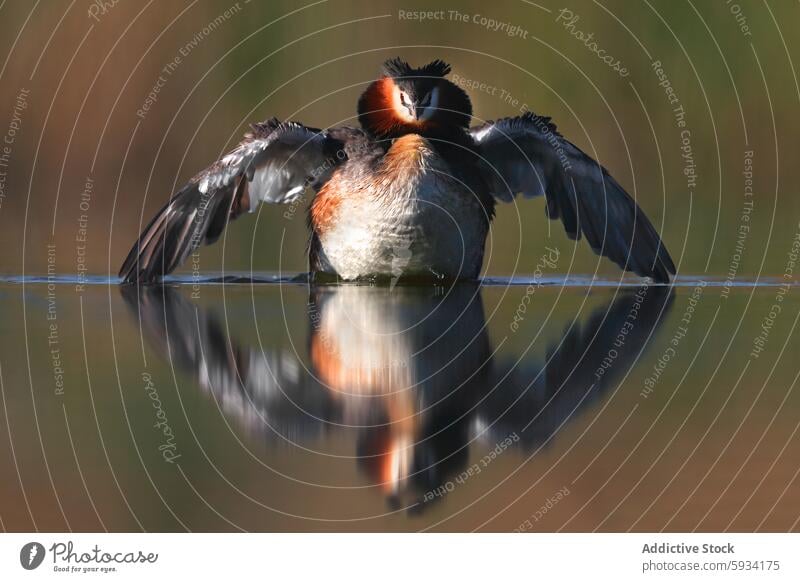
[{"xmin": 0, "ymin": 0, "xmax": 797, "ymax": 278}]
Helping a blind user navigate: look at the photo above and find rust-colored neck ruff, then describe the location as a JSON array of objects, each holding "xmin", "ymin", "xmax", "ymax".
[{"xmin": 357, "ymin": 78, "xmax": 430, "ymax": 138}]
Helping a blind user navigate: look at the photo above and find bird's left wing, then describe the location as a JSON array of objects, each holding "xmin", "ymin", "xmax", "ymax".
[
  {"xmin": 119, "ymin": 119, "xmax": 347, "ymax": 283},
  {"xmin": 470, "ymin": 113, "xmax": 675, "ymax": 282}
]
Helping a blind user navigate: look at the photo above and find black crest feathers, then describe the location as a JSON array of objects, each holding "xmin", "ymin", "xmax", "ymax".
[{"xmin": 382, "ymin": 58, "xmax": 451, "ymax": 79}]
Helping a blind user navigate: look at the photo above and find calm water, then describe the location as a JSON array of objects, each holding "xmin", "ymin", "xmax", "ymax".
[{"xmin": 1, "ymin": 276, "xmax": 799, "ymax": 532}]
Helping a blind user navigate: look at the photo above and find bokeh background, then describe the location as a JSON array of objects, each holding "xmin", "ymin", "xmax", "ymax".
[{"xmin": 0, "ymin": 0, "xmax": 796, "ymax": 279}]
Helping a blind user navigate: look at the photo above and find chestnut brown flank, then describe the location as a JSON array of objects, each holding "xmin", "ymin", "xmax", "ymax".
[{"xmin": 310, "ymin": 173, "xmax": 345, "ymax": 235}]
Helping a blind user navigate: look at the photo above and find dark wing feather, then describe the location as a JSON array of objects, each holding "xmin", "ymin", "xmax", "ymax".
[
  {"xmin": 119, "ymin": 119, "xmax": 345, "ymax": 283},
  {"xmin": 479, "ymin": 286, "xmax": 673, "ymax": 449},
  {"xmin": 470, "ymin": 113, "xmax": 675, "ymax": 282},
  {"xmin": 121, "ymin": 285, "xmax": 337, "ymax": 440}
]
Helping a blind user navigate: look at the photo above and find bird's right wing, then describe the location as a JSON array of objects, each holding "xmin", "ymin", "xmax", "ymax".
[{"xmin": 119, "ymin": 119, "xmax": 348, "ymax": 283}]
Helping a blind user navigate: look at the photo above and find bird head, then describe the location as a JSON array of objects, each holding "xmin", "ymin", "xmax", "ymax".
[{"xmin": 357, "ymin": 58, "xmax": 473, "ymax": 138}]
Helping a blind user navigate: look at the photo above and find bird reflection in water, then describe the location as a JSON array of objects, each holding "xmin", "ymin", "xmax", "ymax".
[{"xmin": 123, "ymin": 283, "xmax": 673, "ymax": 514}]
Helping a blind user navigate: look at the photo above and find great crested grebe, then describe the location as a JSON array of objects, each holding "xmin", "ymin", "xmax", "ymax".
[{"xmin": 120, "ymin": 58, "xmax": 675, "ymax": 283}]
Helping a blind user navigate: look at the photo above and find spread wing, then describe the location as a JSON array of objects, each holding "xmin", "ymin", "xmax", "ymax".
[
  {"xmin": 471, "ymin": 113, "xmax": 676, "ymax": 283},
  {"xmin": 121, "ymin": 285, "xmax": 337, "ymax": 441},
  {"xmin": 478, "ymin": 285, "xmax": 673, "ymax": 449},
  {"xmin": 119, "ymin": 119, "xmax": 347, "ymax": 283}
]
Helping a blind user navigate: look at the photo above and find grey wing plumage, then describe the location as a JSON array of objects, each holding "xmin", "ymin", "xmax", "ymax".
[
  {"xmin": 119, "ymin": 119, "xmax": 347, "ymax": 283},
  {"xmin": 471, "ymin": 113, "xmax": 676, "ymax": 283}
]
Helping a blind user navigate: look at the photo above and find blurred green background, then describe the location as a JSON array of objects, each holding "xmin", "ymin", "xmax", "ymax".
[{"xmin": 0, "ymin": 0, "xmax": 796, "ymax": 279}]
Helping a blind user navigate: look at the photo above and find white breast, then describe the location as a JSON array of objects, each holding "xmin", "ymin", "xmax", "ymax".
[{"xmin": 316, "ymin": 136, "xmax": 488, "ymax": 280}]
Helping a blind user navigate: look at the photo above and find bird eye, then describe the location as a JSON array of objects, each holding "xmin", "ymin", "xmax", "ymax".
[{"xmin": 400, "ymin": 92, "xmax": 411, "ymax": 106}]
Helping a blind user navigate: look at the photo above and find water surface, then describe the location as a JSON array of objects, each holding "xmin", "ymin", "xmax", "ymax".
[{"xmin": 1, "ymin": 275, "xmax": 798, "ymax": 532}]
